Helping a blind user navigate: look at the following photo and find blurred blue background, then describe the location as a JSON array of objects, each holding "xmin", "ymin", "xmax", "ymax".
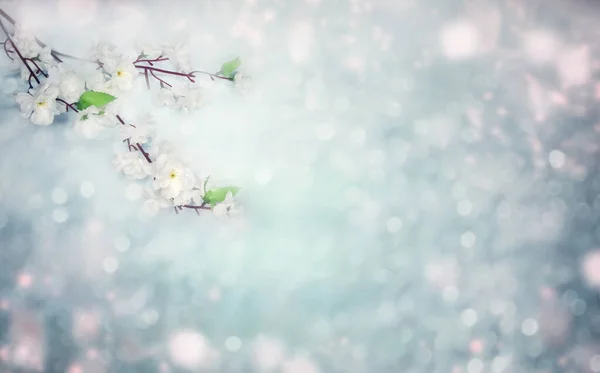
[{"xmin": 1, "ymin": 0, "xmax": 600, "ymax": 372}]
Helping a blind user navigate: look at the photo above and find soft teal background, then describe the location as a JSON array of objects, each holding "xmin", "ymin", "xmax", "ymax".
[{"xmin": 1, "ymin": 0, "xmax": 599, "ymax": 372}]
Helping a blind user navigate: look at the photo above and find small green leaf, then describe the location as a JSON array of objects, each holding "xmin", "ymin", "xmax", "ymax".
[
  {"xmin": 203, "ymin": 176, "xmax": 211, "ymax": 194},
  {"xmin": 203, "ymin": 186, "xmax": 240, "ymax": 207},
  {"xmin": 219, "ymin": 57, "xmax": 241, "ymax": 78},
  {"xmin": 76, "ymin": 91, "xmax": 117, "ymax": 111}
]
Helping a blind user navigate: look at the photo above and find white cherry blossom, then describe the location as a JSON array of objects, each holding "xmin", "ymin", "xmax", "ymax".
[
  {"xmin": 190, "ymin": 188, "xmax": 205, "ymax": 205},
  {"xmin": 102, "ymin": 101, "xmax": 120, "ymax": 126},
  {"xmin": 172, "ymin": 188, "xmax": 200, "ymax": 206},
  {"xmin": 148, "ymin": 140, "xmax": 175, "ymax": 159},
  {"xmin": 85, "ymin": 70, "xmax": 118, "ymax": 96},
  {"xmin": 138, "ymin": 45, "xmax": 163, "ymax": 60},
  {"xmin": 38, "ymin": 46, "xmax": 56, "ymax": 72},
  {"xmin": 2, "ymin": 17, "xmax": 245, "ymax": 218},
  {"xmin": 152, "ymin": 154, "xmax": 196, "ymax": 202},
  {"xmin": 191, "ymin": 178, "xmax": 209, "ymax": 205},
  {"xmin": 113, "ymin": 152, "xmax": 153, "ymax": 180},
  {"xmin": 58, "ymin": 72, "xmax": 84, "ymax": 102},
  {"xmin": 233, "ymin": 70, "xmax": 251, "ymax": 92},
  {"xmin": 212, "ymin": 191, "xmax": 242, "ymax": 217},
  {"xmin": 154, "ymin": 87, "xmax": 178, "ymax": 108},
  {"xmin": 12, "ymin": 26, "xmax": 41, "ymax": 58},
  {"xmin": 48, "ymin": 65, "xmax": 85, "ymax": 103},
  {"xmin": 143, "ymin": 188, "xmax": 173, "ymax": 215},
  {"xmin": 120, "ymin": 116, "xmax": 155, "ymax": 144},
  {"xmin": 74, "ymin": 106, "xmax": 114, "ymax": 139},
  {"xmin": 107, "ymin": 59, "xmax": 137, "ymax": 92},
  {"xmin": 91, "ymin": 42, "xmax": 120, "ymax": 67},
  {"xmin": 163, "ymin": 42, "xmax": 191, "ymax": 72},
  {"xmin": 15, "ymin": 81, "xmax": 60, "ymax": 126},
  {"xmin": 173, "ymin": 84, "xmax": 203, "ymax": 112},
  {"xmin": 15, "ymin": 63, "xmax": 30, "ymax": 82}
]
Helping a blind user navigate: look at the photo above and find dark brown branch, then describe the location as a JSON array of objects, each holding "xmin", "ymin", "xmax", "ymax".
[
  {"xmin": 134, "ymin": 56, "xmax": 169, "ymax": 65},
  {"xmin": 135, "ymin": 65, "xmax": 195, "ymax": 82},
  {"xmin": 181, "ymin": 204, "xmax": 211, "ymax": 211},
  {"xmin": 0, "ymin": 20, "xmax": 39, "ymax": 86},
  {"xmin": 26, "ymin": 57, "xmax": 48, "ymax": 78},
  {"xmin": 136, "ymin": 142, "xmax": 152, "ymax": 163},
  {"xmin": 149, "ymin": 69, "xmax": 172, "ymax": 88},
  {"xmin": 125, "ymin": 139, "xmax": 137, "ymax": 152},
  {"xmin": 0, "ymin": 7, "xmax": 63, "ymax": 63},
  {"xmin": 56, "ymin": 98, "xmax": 79, "ymax": 112}
]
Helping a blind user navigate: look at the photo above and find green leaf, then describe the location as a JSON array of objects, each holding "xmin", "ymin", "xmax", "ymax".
[
  {"xmin": 203, "ymin": 186, "xmax": 240, "ymax": 207},
  {"xmin": 219, "ymin": 57, "xmax": 241, "ymax": 78},
  {"xmin": 203, "ymin": 176, "xmax": 211, "ymax": 194},
  {"xmin": 76, "ymin": 91, "xmax": 117, "ymax": 111}
]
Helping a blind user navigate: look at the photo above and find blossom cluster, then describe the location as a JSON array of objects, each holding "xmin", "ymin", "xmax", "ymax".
[{"xmin": 0, "ymin": 13, "xmax": 244, "ymax": 217}]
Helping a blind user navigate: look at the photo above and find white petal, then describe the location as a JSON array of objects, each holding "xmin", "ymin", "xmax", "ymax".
[{"xmin": 212, "ymin": 203, "xmax": 228, "ymax": 217}]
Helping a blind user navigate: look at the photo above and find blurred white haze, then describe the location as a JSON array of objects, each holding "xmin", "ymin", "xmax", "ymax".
[{"xmin": 1, "ymin": 0, "xmax": 600, "ymax": 373}]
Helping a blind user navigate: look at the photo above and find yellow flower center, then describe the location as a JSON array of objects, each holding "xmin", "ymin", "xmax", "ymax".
[
  {"xmin": 169, "ymin": 170, "xmax": 178, "ymax": 180},
  {"xmin": 117, "ymin": 70, "xmax": 125, "ymax": 77},
  {"xmin": 36, "ymin": 101, "xmax": 47, "ymax": 107}
]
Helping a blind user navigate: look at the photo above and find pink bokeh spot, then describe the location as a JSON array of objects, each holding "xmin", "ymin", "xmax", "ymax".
[
  {"xmin": 582, "ymin": 250, "xmax": 600, "ymax": 288},
  {"xmin": 550, "ymin": 91, "xmax": 568, "ymax": 106},
  {"xmin": 87, "ymin": 219, "xmax": 104, "ymax": 235},
  {"xmin": 522, "ymin": 30, "xmax": 559, "ymax": 65},
  {"xmin": 17, "ymin": 273, "xmax": 33, "ymax": 288},
  {"xmin": 557, "ymin": 45, "xmax": 591, "ymax": 89},
  {"xmin": 469, "ymin": 339, "xmax": 484, "ymax": 354},
  {"xmin": 440, "ymin": 20, "xmax": 480, "ymax": 60},
  {"xmin": 594, "ymin": 82, "xmax": 600, "ymax": 101},
  {"xmin": 86, "ymin": 348, "xmax": 98, "ymax": 359},
  {"xmin": 540, "ymin": 286, "xmax": 556, "ymax": 300},
  {"xmin": 73, "ymin": 310, "xmax": 100, "ymax": 341},
  {"xmin": 67, "ymin": 363, "xmax": 83, "ymax": 373},
  {"xmin": 168, "ymin": 330, "xmax": 210, "ymax": 369}
]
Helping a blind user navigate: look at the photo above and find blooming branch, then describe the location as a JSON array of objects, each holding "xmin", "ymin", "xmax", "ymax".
[{"xmin": 0, "ymin": 7, "xmax": 244, "ymax": 217}]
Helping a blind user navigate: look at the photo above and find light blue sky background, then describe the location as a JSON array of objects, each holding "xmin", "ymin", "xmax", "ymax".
[{"xmin": 1, "ymin": 0, "xmax": 599, "ymax": 372}]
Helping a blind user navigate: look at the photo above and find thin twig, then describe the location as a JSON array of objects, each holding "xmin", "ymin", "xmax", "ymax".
[
  {"xmin": 0, "ymin": 6, "xmax": 213, "ymax": 217},
  {"xmin": 149, "ymin": 69, "xmax": 172, "ymax": 87},
  {"xmin": 144, "ymin": 69, "xmax": 150, "ymax": 89},
  {"xmin": 135, "ymin": 64, "xmax": 195, "ymax": 82},
  {"xmin": 134, "ymin": 57, "xmax": 169, "ymax": 65},
  {"xmin": 26, "ymin": 58, "xmax": 48, "ymax": 78},
  {"xmin": 56, "ymin": 98, "xmax": 79, "ymax": 112},
  {"xmin": 136, "ymin": 142, "xmax": 152, "ymax": 163},
  {"xmin": 0, "ymin": 19, "xmax": 39, "ymax": 86},
  {"xmin": 2, "ymin": 37, "xmax": 14, "ymax": 60},
  {"xmin": 181, "ymin": 204, "xmax": 211, "ymax": 211},
  {"xmin": 189, "ymin": 70, "xmax": 233, "ymax": 81},
  {"xmin": 125, "ymin": 138, "xmax": 139, "ymax": 152},
  {"xmin": 0, "ymin": 7, "xmax": 64, "ymax": 63}
]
